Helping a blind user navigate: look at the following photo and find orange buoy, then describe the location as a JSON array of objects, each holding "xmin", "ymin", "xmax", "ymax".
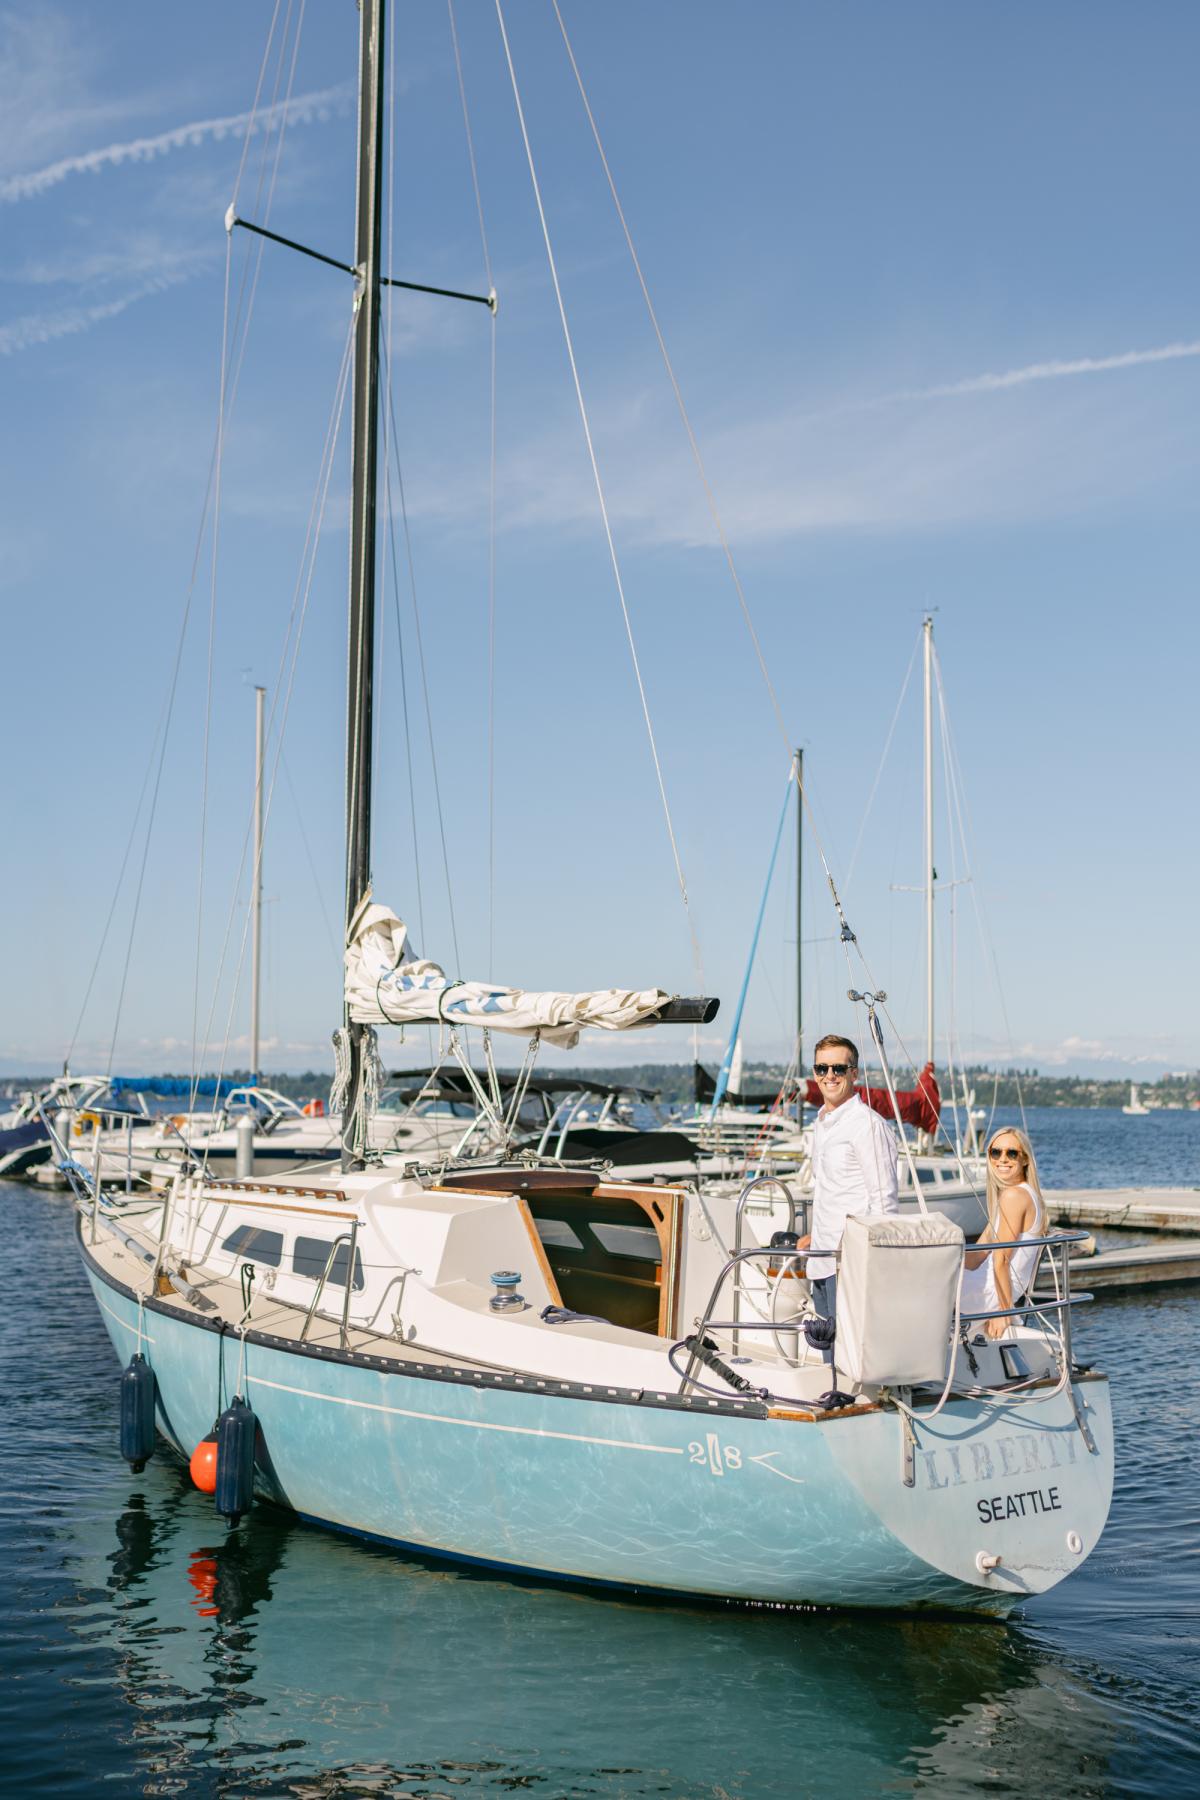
[
  {"xmin": 189, "ymin": 1432, "xmax": 219, "ymax": 1494},
  {"xmin": 302, "ymin": 1097, "xmax": 325, "ymax": 1117}
]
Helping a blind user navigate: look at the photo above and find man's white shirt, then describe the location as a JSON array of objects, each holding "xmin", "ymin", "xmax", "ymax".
[{"xmin": 808, "ymin": 1095, "xmax": 900, "ymax": 1280}]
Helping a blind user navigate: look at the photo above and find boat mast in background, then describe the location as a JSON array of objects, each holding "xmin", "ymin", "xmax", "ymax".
[
  {"xmin": 923, "ymin": 614, "xmax": 935, "ymax": 1076},
  {"xmin": 342, "ymin": 0, "xmax": 386, "ymax": 1166},
  {"xmin": 794, "ymin": 746, "xmax": 804, "ymax": 1123},
  {"xmin": 250, "ymin": 683, "xmax": 265, "ymax": 1084}
]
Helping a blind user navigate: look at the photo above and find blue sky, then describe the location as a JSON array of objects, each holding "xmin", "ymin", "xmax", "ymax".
[{"xmin": 1, "ymin": 2, "xmax": 1197, "ymax": 1080}]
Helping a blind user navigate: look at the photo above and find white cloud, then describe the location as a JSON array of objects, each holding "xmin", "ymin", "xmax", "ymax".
[
  {"xmin": 0, "ymin": 10, "xmax": 145, "ymax": 180},
  {"xmin": 0, "ymin": 81, "xmax": 351, "ymax": 204},
  {"xmin": 11, "ymin": 236, "xmax": 214, "ymax": 289},
  {"xmin": 403, "ymin": 331, "xmax": 1200, "ymax": 546},
  {"xmin": 882, "ymin": 340, "xmax": 1200, "ymax": 404},
  {"xmin": 0, "ymin": 269, "xmax": 195, "ymax": 357},
  {"xmin": 961, "ymin": 1032, "xmax": 1190, "ymax": 1070}
]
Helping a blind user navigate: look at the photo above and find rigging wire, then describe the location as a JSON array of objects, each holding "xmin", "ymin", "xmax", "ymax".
[
  {"xmin": 192, "ymin": 0, "xmax": 309, "ymax": 1090},
  {"xmin": 189, "ymin": 323, "xmax": 353, "ymax": 1110},
  {"xmin": 549, "ymin": 0, "xmax": 790, "ymax": 758},
  {"xmin": 544, "ymin": 30, "xmax": 956, "ymax": 1160},
  {"xmin": 446, "ymin": 0, "xmax": 499, "ymax": 974},
  {"xmin": 190, "ymin": 232, "xmax": 235, "ymax": 1087},
  {"xmin": 197, "ymin": 327, "xmax": 356, "ymax": 1145},
  {"xmin": 494, "ymin": 0, "xmax": 703, "ymax": 985},
  {"xmin": 228, "ymin": 0, "xmax": 305, "ymax": 394},
  {"xmin": 935, "ymin": 694, "xmax": 964, "ymax": 1144},
  {"xmin": 934, "ymin": 651, "xmax": 966, "ymax": 1146},
  {"xmin": 382, "ymin": 463, "xmax": 428, "ymax": 956},
  {"xmin": 486, "ymin": 314, "xmax": 497, "ymax": 978},
  {"xmin": 65, "ymin": 703, "xmax": 169, "ymax": 1068},
  {"xmin": 793, "ymin": 752, "xmax": 983, "ymax": 1203},
  {"xmin": 381, "ymin": 0, "xmax": 429, "ymax": 1076},
  {"xmin": 280, "ymin": 748, "xmax": 339, "ymax": 958},
  {"xmin": 549, "ymin": 9, "xmax": 987, "ymax": 1111},
  {"xmin": 932, "ymin": 641, "xmax": 1029, "ymax": 1134},
  {"xmin": 100, "ymin": 10, "xmax": 304, "ymax": 1081},
  {"xmin": 385, "ymin": 15, "xmax": 433, "ymax": 1071},
  {"xmin": 381, "ymin": 361, "xmax": 462, "ymax": 969},
  {"xmin": 843, "ymin": 632, "xmax": 920, "ymax": 895}
]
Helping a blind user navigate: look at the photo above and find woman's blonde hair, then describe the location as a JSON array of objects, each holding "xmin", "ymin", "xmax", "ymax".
[{"xmin": 985, "ymin": 1125, "xmax": 1043, "ymax": 1234}]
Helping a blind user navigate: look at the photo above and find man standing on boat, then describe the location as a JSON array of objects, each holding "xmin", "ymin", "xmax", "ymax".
[{"xmin": 798, "ymin": 1034, "xmax": 899, "ymax": 1351}]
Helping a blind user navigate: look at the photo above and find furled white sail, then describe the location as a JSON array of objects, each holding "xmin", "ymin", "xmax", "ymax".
[{"xmin": 345, "ymin": 904, "xmax": 675, "ymax": 1049}]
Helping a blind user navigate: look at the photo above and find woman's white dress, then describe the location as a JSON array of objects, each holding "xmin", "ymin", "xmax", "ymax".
[{"xmin": 961, "ymin": 1182, "xmax": 1045, "ymax": 1318}]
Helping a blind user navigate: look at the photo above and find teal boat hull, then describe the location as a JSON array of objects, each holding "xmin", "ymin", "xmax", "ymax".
[{"xmin": 84, "ymin": 1247, "xmax": 1111, "ymax": 1614}]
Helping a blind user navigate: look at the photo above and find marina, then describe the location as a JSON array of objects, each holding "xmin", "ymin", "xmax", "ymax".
[
  {"xmin": 2, "ymin": 0, "xmax": 1198, "ymax": 1794},
  {"xmin": 6, "ymin": 1099, "xmax": 1200, "ymax": 1796}
]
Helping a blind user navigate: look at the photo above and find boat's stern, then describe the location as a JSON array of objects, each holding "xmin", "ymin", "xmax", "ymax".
[{"xmin": 825, "ymin": 1371, "xmax": 1114, "ymax": 1605}]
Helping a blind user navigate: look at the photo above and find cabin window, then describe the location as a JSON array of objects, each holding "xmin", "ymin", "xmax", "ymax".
[
  {"xmin": 533, "ymin": 1217, "xmax": 585, "ymax": 1251},
  {"xmin": 916, "ymin": 1166, "xmax": 941, "ymax": 1185},
  {"xmin": 221, "ymin": 1224, "xmax": 283, "ymax": 1267},
  {"xmin": 293, "ymin": 1235, "xmax": 365, "ymax": 1290},
  {"xmin": 590, "ymin": 1222, "xmax": 660, "ymax": 1260}
]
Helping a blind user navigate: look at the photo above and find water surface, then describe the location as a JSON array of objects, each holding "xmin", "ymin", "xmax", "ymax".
[{"xmin": 3, "ymin": 1111, "xmax": 1198, "ymax": 1796}]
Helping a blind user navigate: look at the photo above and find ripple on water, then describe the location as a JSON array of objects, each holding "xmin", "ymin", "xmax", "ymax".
[{"xmin": 3, "ymin": 1161, "xmax": 1200, "ymax": 1798}]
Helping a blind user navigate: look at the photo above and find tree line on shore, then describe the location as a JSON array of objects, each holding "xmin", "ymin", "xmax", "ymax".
[
  {"xmin": 76, "ymin": 1064, "xmax": 1200, "ymax": 1110},
  {"xmin": 6, "ymin": 1065, "xmax": 1196, "ymax": 1111}
]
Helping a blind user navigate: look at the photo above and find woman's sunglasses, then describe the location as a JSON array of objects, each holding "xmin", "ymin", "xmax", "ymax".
[
  {"xmin": 988, "ymin": 1145, "xmax": 1023, "ymax": 1162},
  {"xmin": 814, "ymin": 1062, "xmax": 853, "ymax": 1077}
]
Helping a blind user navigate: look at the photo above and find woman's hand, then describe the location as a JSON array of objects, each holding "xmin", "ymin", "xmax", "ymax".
[{"xmin": 984, "ymin": 1315, "xmax": 1009, "ymax": 1341}]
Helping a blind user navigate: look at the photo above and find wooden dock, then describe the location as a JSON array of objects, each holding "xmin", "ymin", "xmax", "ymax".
[
  {"xmin": 1036, "ymin": 1238, "xmax": 1200, "ymax": 1296},
  {"xmin": 1031, "ymin": 1187, "xmax": 1200, "ymax": 1294},
  {"xmin": 1044, "ymin": 1187, "xmax": 1200, "ymax": 1235}
]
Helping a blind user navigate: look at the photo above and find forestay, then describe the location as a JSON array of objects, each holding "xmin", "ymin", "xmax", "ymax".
[{"xmin": 345, "ymin": 903, "xmax": 676, "ymax": 1048}]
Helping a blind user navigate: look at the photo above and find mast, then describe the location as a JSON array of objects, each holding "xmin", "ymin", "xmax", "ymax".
[
  {"xmin": 250, "ymin": 684, "xmax": 265, "ymax": 1083},
  {"xmin": 342, "ymin": 0, "xmax": 386, "ymax": 1163},
  {"xmin": 794, "ymin": 747, "xmax": 804, "ymax": 1123},
  {"xmin": 922, "ymin": 615, "xmax": 934, "ymax": 1072}
]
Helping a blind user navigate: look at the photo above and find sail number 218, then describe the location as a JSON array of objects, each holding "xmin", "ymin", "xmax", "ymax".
[{"xmin": 688, "ymin": 1434, "xmax": 743, "ymax": 1476}]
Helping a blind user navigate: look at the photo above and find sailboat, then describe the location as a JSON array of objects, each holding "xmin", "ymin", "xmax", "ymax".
[
  {"xmin": 680, "ymin": 669, "xmax": 989, "ymax": 1236},
  {"xmin": 73, "ymin": 0, "xmax": 1112, "ymax": 1612},
  {"xmin": 1122, "ymin": 1083, "xmax": 1150, "ymax": 1116}
]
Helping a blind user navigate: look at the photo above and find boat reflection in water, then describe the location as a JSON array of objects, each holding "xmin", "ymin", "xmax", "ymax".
[{"xmin": 78, "ymin": 1469, "xmax": 1119, "ymax": 1798}]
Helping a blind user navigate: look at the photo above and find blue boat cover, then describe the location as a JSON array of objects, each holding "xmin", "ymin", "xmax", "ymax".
[{"xmin": 108, "ymin": 1077, "xmax": 240, "ymax": 1099}]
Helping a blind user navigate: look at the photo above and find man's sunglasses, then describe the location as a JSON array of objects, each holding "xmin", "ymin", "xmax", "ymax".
[
  {"xmin": 814, "ymin": 1062, "xmax": 853, "ymax": 1077},
  {"xmin": 988, "ymin": 1146, "xmax": 1023, "ymax": 1162}
]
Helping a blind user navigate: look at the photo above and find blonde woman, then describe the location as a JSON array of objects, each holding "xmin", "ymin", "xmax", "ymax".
[{"xmin": 961, "ymin": 1127, "xmax": 1046, "ymax": 1340}]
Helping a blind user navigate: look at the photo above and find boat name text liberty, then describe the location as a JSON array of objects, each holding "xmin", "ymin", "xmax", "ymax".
[{"xmin": 918, "ymin": 1428, "xmax": 1079, "ymax": 1493}]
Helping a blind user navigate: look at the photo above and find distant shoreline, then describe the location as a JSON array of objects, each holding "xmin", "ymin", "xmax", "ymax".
[{"xmin": 5, "ymin": 1065, "xmax": 1197, "ymax": 1111}]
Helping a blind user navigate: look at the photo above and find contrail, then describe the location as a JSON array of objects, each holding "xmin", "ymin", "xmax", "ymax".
[
  {"xmin": 889, "ymin": 339, "xmax": 1200, "ymax": 403},
  {"xmin": 0, "ymin": 82, "xmax": 352, "ymax": 204},
  {"xmin": 0, "ymin": 272, "xmax": 190, "ymax": 356}
]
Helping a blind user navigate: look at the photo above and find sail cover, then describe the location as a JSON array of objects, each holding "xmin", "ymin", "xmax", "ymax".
[
  {"xmin": 691, "ymin": 1059, "xmax": 941, "ymax": 1132},
  {"xmin": 803, "ymin": 1062, "xmax": 942, "ymax": 1135},
  {"xmin": 346, "ymin": 905, "xmax": 678, "ymax": 1050}
]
